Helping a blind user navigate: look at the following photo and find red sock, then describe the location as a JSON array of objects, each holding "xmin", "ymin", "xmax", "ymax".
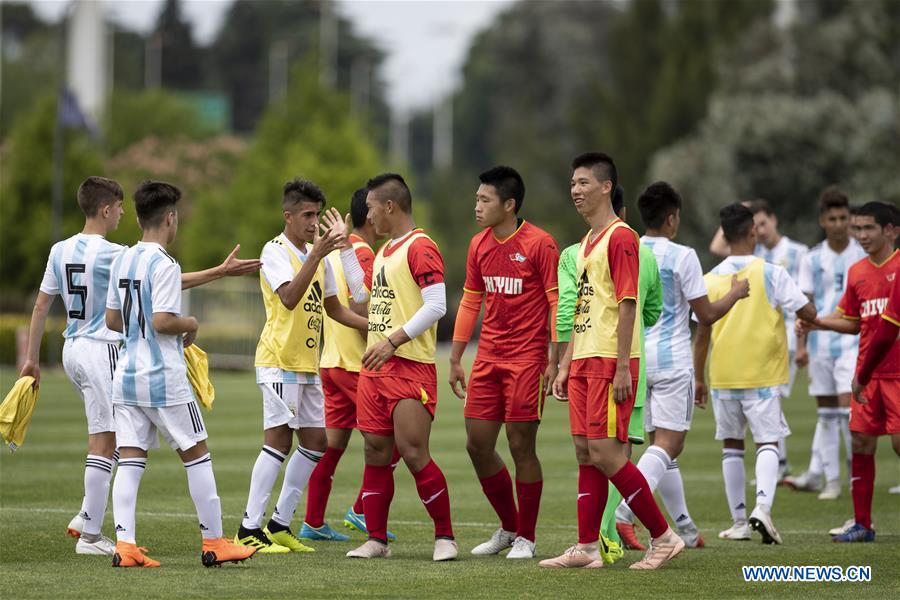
[
  {"xmin": 413, "ymin": 459, "xmax": 454, "ymax": 539},
  {"xmin": 851, "ymin": 453, "xmax": 875, "ymax": 529},
  {"xmin": 610, "ymin": 461, "xmax": 668, "ymax": 539},
  {"xmin": 303, "ymin": 446, "xmax": 344, "ymax": 528},
  {"xmin": 577, "ymin": 465, "xmax": 607, "ymax": 544},
  {"xmin": 353, "ymin": 447, "xmax": 402, "ymax": 515},
  {"xmin": 361, "ymin": 464, "xmax": 394, "ymax": 543},
  {"xmin": 515, "ymin": 479, "xmax": 542, "ymax": 542},
  {"xmin": 479, "ymin": 467, "xmax": 517, "ymax": 532}
]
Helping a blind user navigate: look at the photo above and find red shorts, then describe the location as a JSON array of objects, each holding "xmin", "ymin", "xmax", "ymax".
[
  {"xmin": 567, "ymin": 357, "xmax": 639, "ymax": 442},
  {"xmin": 357, "ymin": 357, "xmax": 438, "ymax": 436},
  {"xmin": 320, "ymin": 367, "xmax": 359, "ymax": 429},
  {"xmin": 850, "ymin": 378, "xmax": 900, "ymax": 436},
  {"xmin": 464, "ymin": 359, "xmax": 547, "ymax": 422}
]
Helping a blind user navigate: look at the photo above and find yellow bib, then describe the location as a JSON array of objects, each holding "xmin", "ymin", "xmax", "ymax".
[
  {"xmin": 367, "ymin": 232, "xmax": 436, "ymax": 364},
  {"xmin": 320, "ymin": 240, "xmax": 370, "ymax": 371},
  {"xmin": 255, "ymin": 236, "xmax": 326, "ymax": 373},
  {"xmin": 705, "ymin": 258, "xmax": 789, "ymax": 388},
  {"xmin": 572, "ymin": 221, "xmax": 641, "ymax": 360}
]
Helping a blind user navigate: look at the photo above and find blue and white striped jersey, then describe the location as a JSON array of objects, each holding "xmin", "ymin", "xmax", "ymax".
[
  {"xmin": 40, "ymin": 233, "xmax": 126, "ymax": 343},
  {"xmin": 798, "ymin": 239, "xmax": 866, "ymax": 359},
  {"xmin": 106, "ymin": 242, "xmax": 194, "ymax": 408},
  {"xmin": 640, "ymin": 236, "xmax": 708, "ymax": 373},
  {"xmin": 755, "ymin": 235, "xmax": 808, "ymax": 352}
]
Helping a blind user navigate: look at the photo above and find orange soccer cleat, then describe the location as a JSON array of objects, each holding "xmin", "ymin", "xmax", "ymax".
[
  {"xmin": 201, "ymin": 537, "xmax": 257, "ymax": 567},
  {"xmin": 112, "ymin": 541, "xmax": 160, "ymax": 568},
  {"xmin": 616, "ymin": 522, "xmax": 647, "ymax": 551}
]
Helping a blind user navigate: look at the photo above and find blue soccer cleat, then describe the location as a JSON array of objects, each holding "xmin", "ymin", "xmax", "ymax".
[
  {"xmin": 343, "ymin": 507, "xmax": 397, "ymax": 542},
  {"xmin": 300, "ymin": 521, "xmax": 350, "ymax": 542},
  {"xmin": 832, "ymin": 523, "xmax": 875, "ymax": 543}
]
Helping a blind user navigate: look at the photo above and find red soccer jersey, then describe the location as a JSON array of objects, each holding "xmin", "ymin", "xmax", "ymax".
[
  {"xmin": 350, "ymin": 233, "xmax": 375, "ymax": 291},
  {"xmin": 883, "ymin": 268, "xmax": 900, "ymax": 327},
  {"xmin": 464, "ymin": 220, "xmax": 559, "ymax": 363},
  {"xmin": 837, "ymin": 250, "xmax": 900, "ymax": 379}
]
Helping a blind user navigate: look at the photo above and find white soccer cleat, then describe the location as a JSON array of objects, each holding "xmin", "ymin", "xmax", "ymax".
[
  {"xmin": 470, "ymin": 528, "xmax": 516, "ymax": 555},
  {"xmin": 67, "ymin": 513, "xmax": 84, "ymax": 538},
  {"xmin": 346, "ymin": 539, "xmax": 391, "ymax": 559},
  {"xmin": 433, "ymin": 538, "xmax": 458, "ymax": 561},
  {"xmin": 782, "ymin": 471, "xmax": 823, "ymax": 492},
  {"xmin": 888, "ymin": 484, "xmax": 900, "ymax": 495},
  {"xmin": 675, "ymin": 523, "xmax": 705, "ymax": 548},
  {"xmin": 828, "ymin": 518, "xmax": 855, "ymax": 536},
  {"xmin": 506, "ymin": 536, "xmax": 536, "ymax": 559},
  {"xmin": 75, "ymin": 535, "xmax": 116, "ymax": 555},
  {"xmin": 614, "ymin": 501, "xmax": 634, "ymax": 524},
  {"xmin": 817, "ymin": 480, "xmax": 841, "ymax": 500},
  {"xmin": 718, "ymin": 520, "xmax": 752, "ymax": 541},
  {"xmin": 749, "ymin": 506, "xmax": 783, "ymax": 545},
  {"xmin": 629, "ymin": 528, "xmax": 685, "ymax": 570}
]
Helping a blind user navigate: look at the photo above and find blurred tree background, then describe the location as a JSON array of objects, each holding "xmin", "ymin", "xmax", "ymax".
[{"xmin": 2, "ymin": 0, "xmax": 898, "ymax": 334}]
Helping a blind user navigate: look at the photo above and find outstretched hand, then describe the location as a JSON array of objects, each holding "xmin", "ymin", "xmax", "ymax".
[
  {"xmin": 319, "ymin": 207, "xmax": 351, "ymax": 249},
  {"xmin": 219, "ymin": 244, "xmax": 263, "ymax": 277}
]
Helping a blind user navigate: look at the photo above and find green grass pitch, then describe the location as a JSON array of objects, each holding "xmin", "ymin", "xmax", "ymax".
[{"xmin": 1, "ymin": 357, "xmax": 898, "ymax": 599}]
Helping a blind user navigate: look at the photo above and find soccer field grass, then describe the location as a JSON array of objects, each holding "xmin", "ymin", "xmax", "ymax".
[{"xmin": 1, "ymin": 358, "xmax": 898, "ymax": 599}]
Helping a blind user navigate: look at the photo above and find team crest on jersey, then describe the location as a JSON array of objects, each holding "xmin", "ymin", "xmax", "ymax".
[
  {"xmin": 509, "ymin": 253, "xmax": 527, "ymax": 263},
  {"xmin": 888, "ymin": 273, "xmax": 896, "ymax": 282}
]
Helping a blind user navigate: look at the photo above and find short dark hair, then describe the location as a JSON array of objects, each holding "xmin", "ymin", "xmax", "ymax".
[
  {"xmin": 77, "ymin": 176, "xmax": 124, "ymax": 218},
  {"xmin": 748, "ymin": 198, "xmax": 774, "ymax": 216},
  {"xmin": 856, "ymin": 201, "xmax": 897, "ymax": 227},
  {"xmin": 638, "ymin": 181, "xmax": 682, "ymax": 229},
  {"xmin": 720, "ymin": 202, "xmax": 755, "ymax": 244},
  {"xmin": 571, "ymin": 152, "xmax": 617, "ymax": 189},
  {"xmin": 611, "ymin": 185, "xmax": 625, "ymax": 215},
  {"xmin": 134, "ymin": 181, "xmax": 180, "ymax": 229},
  {"xmin": 283, "ymin": 178, "xmax": 326, "ymax": 211},
  {"xmin": 818, "ymin": 185, "xmax": 849, "ymax": 214},
  {"xmin": 350, "ymin": 187, "xmax": 369, "ymax": 228},
  {"xmin": 367, "ymin": 173, "xmax": 412, "ymax": 213},
  {"xmin": 479, "ymin": 165, "xmax": 525, "ymax": 213}
]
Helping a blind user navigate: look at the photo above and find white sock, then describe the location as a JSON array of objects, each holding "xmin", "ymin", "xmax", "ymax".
[
  {"xmin": 636, "ymin": 445, "xmax": 671, "ymax": 492},
  {"xmin": 820, "ymin": 408, "xmax": 841, "ymax": 483},
  {"xmin": 722, "ymin": 449, "xmax": 746, "ymax": 522},
  {"xmin": 112, "ymin": 457, "xmax": 146, "ymax": 543},
  {"xmin": 755, "ymin": 445, "xmax": 780, "ymax": 510},
  {"xmin": 271, "ymin": 446, "xmax": 323, "ymax": 527},
  {"xmin": 777, "ymin": 438, "xmax": 788, "ymax": 468},
  {"xmin": 807, "ymin": 413, "xmax": 825, "ymax": 477},
  {"xmin": 242, "ymin": 446, "xmax": 286, "ymax": 529},
  {"xmin": 81, "ymin": 455, "xmax": 114, "ymax": 536},
  {"xmin": 838, "ymin": 407, "xmax": 851, "ymax": 463},
  {"xmin": 184, "ymin": 453, "xmax": 223, "ymax": 539},
  {"xmin": 658, "ymin": 459, "xmax": 694, "ymax": 528}
]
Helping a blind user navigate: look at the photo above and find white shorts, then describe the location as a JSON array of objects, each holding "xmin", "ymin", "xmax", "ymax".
[
  {"xmin": 712, "ymin": 388, "xmax": 791, "ymax": 443},
  {"xmin": 62, "ymin": 337, "xmax": 120, "ymax": 434},
  {"xmin": 808, "ymin": 354, "xmax": 856, "ymax": 397},
  {"xmin": 644, "ymin": 369, "xmax": 694, "ymax": 432},
  {"xmin": 260, "ymin": 382, "xmax": 325, "ymax": 430},
  {"xmin": 114, "ymin": 401, "xmax": 207, "ymax": 452}
]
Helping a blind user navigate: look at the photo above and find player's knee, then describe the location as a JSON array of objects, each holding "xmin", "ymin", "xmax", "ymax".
[
  {"xmin": 891, "ymin": 435, "xmax": 900, "ymax": 457},
  {"xmin": 507, "ymin": 435, "xmax": 537, "ymax": 463},
  {"xmin": 851, "ymin": 434, "xmax": 875, "ymax": 455},
  {"xmin": 397, "ymin": 444, "xmax": 429, "ymax": 471}
]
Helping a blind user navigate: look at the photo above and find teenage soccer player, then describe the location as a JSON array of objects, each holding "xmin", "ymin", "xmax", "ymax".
[
  {"xmin": 105, "ymin": 181, "xmax": 256, "ymax": 567},
  {"xmin": 347, "ymin": 173, "xmax": 456, "ymax": 562},
  {"xmin": 300, "ymin": 187, "xmax": 392, "ymax": 542},
  {"xmin": 559, "ymin": 184, "xmax": 663, "ymax": 557},
  {"xmin": 615, "ymin": 182, "xmax": 750, "ymax": 549},
  {"xmin": 786, "ymin": 187, "xmax": 865, "ymax": 499},
  {"xmin": 797, "ymin": 201, "xmax": 898, "ymax": 542},
  {"xmin": 18, "ymin": 176, "xmax": 260, "ymax": 556},
  {"xmin": 235, "ymin": 179, "xmax": 369, "ymax": 553},
  {"xmin": 694, "ymin": 203, "xmax": 816, "ymax": 545},
  {"xmin": 448, "ymin": 166, "xmax": 559, "ymax": 559},
  {"xmin": 543, "ymin": 152, "xmax": 682, "ymax": 570}
]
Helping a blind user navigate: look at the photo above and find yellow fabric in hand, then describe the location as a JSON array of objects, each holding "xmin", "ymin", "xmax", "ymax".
[
  {"xmin": 184, "ymin": 345, "xmax": 215, "ymax": 411},
  {"xmin": 0, "ymin": 376, "xmax": 39, "ymax": 452}
]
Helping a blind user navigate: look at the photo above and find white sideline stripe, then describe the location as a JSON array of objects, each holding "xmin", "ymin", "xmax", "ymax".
[{"xmin": 2, "ymin": 507, "xmax": 891, "ymax": 536}]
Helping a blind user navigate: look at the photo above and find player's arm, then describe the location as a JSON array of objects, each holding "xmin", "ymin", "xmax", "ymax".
[
  {"xmin": 538, "ymin": 237, "xmax": 562, "ymax": 395},
  {"xmin": 449, "ymin": 239, "xmax": 484, "ymax": 398},
  {"xmin": 18, "ymin": 291, "xmax": 56, "ymax": 387},
  {"xmin": 105, "ymin": 309, "xmax": 123, "ymax": 333},
  {"xmin": 689, "ymin": 275, "xmax": 750, "ymax": 324},
  {"xmin": 180, "ymin": 244, "xmax": 263, "ymax": 290},
  {"xmin": 276, "ymin": 226, "xmax": 344, "ymax": 310},
  {"xmin": 709, "ymin": 226, "xmax": 730, "ymax": 257},
  {"xmin": 805, "ymin": 310, "xmax": 861, "ymax": 335},
  {"xmin": 552, "ymin": 332, "xmax": 575, "ymax": 400},
  {"xmin": 855, "ymin": 317, "xmax": 899, "ymax": 389},
  {"xmin": 609, "ymin": 228, "xmax": 640, "ymax": 404},
  {"xmin": 693, "ymin": 323, "xmax": 711, "ymax": 409},
  {"xmin": 641, "ymin": 260, "xmax": 662, "ymax": 328},
  {"xmin": 322, "ymin": 208, "xmax": 369, "ymax": 307},
  {"xmin": 555, "ymin": 246, "xmax": 578, "ymax": 360},
  {"xmin": 323, "ymin": 296, "xmax": 368, "ymax": 331}
]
